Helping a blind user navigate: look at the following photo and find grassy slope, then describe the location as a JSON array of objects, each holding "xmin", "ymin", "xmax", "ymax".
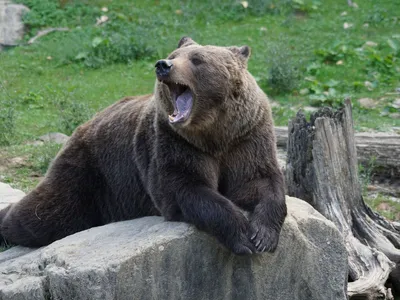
[
  {"xmin": 0, "ymin": 0, "xmax": 399, "ymax": 217},
  {"xmin": 1, "ymin": 0, "xmax": 399, "ymax": 140}
]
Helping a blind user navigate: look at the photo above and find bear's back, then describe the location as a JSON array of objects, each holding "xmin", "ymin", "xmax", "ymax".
[{"xmin": 84, "ymin": 94, "xmax": 157, "ymax": 222}]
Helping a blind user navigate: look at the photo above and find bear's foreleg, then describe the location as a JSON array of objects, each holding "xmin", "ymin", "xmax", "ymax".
[
  {"xmin": 243, "ymin": 174, "xmax": 287, "ymax": 253},
  {"xmin": 177, "ymin": 185, "xmax": 257, "ymax": 255},
  {"xmin": 151, "ymin": 166, "xmax": 257, "ymax": 255}
]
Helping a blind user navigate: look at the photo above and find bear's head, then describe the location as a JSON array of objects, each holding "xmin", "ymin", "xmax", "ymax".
[{"xmin": 155, "ymin": 37, "xmax": 253, "ymax": 131}]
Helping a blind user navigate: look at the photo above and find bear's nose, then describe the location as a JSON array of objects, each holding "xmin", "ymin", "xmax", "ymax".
[{"xmin": 155, "ymin": 59, "xmax": 173, "ymax": 77}]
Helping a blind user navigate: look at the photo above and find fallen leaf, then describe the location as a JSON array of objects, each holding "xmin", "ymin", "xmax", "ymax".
[
  {"xmin": 241, "ymin": 1, "xmax": 248, "ymax": 8},
  {"xmin": 340, "ymin": 11, "xmax": 347, "ymax": 16},
  {"xmin": 101, "ymin": 7, "xmax": 108, "ymax": 12},
  {"xmin": 364, "ymin": 41, "xmax": 378, "ymax": 47},
  {"xmin": 336, "ymin": 60, "xmax": 343, "ymax": 65},
  {"xmin": 343, "ymin": 22, "xmax": 353, "ymax": 29},
  {"xmin": 46, "ymin": 56, "xmax": 52, "ymax": 60},
  {"xmin": 260, "ymin": 27, "xmax": 267, "ymax": 32},
  {"xmin": 364, "ymin": 81, "xmax": 373, "ymax": 90},
  {"xmin": 175, "ymin": 9, "xmax": 182, "ymax": 15},
  {"xmin": 95, "ymin": 15, "xmax": 109, "ymax": 26}
]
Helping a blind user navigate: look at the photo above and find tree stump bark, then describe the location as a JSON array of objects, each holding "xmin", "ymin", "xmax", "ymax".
[
  {"xmin": 286, "ymin": 99, "xmax": 400, "ymax": 299},
  {"xmin": 274, "ymin": 126, "xmax": 400, "ymax": 179}
]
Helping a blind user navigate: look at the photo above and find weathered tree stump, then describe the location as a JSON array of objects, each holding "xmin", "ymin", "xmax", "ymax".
[
  {"xmin": 275, "ymin": 126, "xmax": 400, "ymax": 179},
  {"xmin": 286, "ymin": 99, "xmax": 400, "ymax": 299}
]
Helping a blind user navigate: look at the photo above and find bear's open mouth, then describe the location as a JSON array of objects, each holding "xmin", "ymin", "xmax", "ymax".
[{"xmin": 166, "ymin": 82, "xmax": 193, "ymax": 124}]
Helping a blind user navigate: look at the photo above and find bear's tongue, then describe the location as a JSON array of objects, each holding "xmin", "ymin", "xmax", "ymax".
[{"xmin": 169, "ymin": 89, "xmax": 193, "ymax": 124}]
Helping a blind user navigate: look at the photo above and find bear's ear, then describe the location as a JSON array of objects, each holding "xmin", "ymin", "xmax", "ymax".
[
  {"xmin": 178, "ymin": 36, "xmax": 198, "ymax": 48},
  {"xmin": 228, "ymin": 45, "xmax": 251, "ymax": 61}
]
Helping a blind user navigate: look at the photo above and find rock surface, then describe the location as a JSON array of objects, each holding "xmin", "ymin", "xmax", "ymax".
[
  {"xmin": 357, "ymin": 97, "xmax": 376, "ymax": 109},
  {"xmin": 38, "ymin": 132, "xmax": 70, "ymax": 144},
  {"xmin": 0, "ymin": 184, "xmax": 348, "ymax": 300},
  {"xmin": 0, "ymin": 182, "xmax": 25, "ymax": 210},
  {"xmin": 0, "ymin": 1, "xmax": 29, "ymax": 47}
]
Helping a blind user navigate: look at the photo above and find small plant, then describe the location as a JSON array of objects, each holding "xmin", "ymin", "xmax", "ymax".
[
  {"xmin": 265, "ymin": 44, "xmax": 300, "ymax": 94},
  {"xmin": 314, "ymin": 42, "xmax": 356, "ymax": 65},
  {"xmin": 246, "ymin": 0, "xmax": 291, "ymax": 16},
  {"xmin": 73, "ymin": 30, "xmax": 156, "ymax": 68},
  {"xmin": 358, "ymin": 157, "xmax": 377, "ymax": 195},
  {"xmin": 366, "ymin": 6, "xmax": 391, "ymax": 27},
  {"xmin": 360, "ymin": 43, "xmax": 400, "ymax": 86},
  {"xmin": 50, "ymin": 20, "xmax": 156, "ymax": 68},
  {"xmin": 271, "ymin": 105, "xmax": 297, "ymax": 126},
  {"xmin": 16, "ymin": 0, "xmax": 155, "ymax": 68},
  {"xmin": 21, "ymin": 91, "xmax": 44, "ymax": 109},
  {"xmin": 364, "ymin": 194, "xmax": 400, "ymax": 221},
  {"xmin": 16, "ymin": 0, "xmax": 99, "ymax": 36},
  {"xmin": 307, "ymin": 37, "xmax": 400, "ymax": 104},
  {"xmin": 29, "ymin": 142, "xmax": 62, "ymax": 174},
  {"xmin": 303, "ymin": 78, "xmax": 345, "ymax": 107},
  {"xmin": 0, "ymin": 98, "xmax": 16, "ymax": 146},
  {"xmin": 291, "ymin": 0, "xmax": 320, "ymax": 14},
  {"xmin": 380, "ymin": 102, "xmax": 399, "ymax": 117},
  {"xmin": 52, "ymin": 98, "xmax": 94, "ymax": 135},
  {"xmin": 246, "ymin": 0, "xmax": 319, "ymax": 16}
]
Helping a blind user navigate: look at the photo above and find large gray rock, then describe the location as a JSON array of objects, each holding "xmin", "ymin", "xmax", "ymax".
[
  {"xmin": 0, "ymin": 195, "xmax": 348, "ymax": 300},
  {"xmin": 38, "ymin": 132, "xmax": 70, "ymax": 144},
  {"xmin": 0, "ymin": 182, "xmax": 25, "ymax": 210},
  {"xmin": 0, "ymin": 0, "xmax": 29, "ymax": 47}
]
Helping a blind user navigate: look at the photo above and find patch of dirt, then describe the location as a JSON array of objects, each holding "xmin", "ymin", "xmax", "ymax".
[
  {"xmin": 376, "ymin": 202, "xmax": 393, "ymax": 211},
  {"xmin": 0, "ymin": 151, "xmax": 10, "ymax": 172},
  {"xmin": 9, "ymin": 156, "xmax": 28, "ymax": 167}
]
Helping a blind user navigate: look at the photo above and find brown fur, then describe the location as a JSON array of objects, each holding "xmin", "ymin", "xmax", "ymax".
[{"xmin": 0, "ymin": 37, "xmax": 287, "ymax": 255}]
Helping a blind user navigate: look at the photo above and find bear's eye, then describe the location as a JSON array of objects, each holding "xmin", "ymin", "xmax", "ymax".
[
  {"xmin": 168, "ymin": 54, "xmax": 176, "ymax": 60},
  {"xmin": 190, "ymin": 57, "xmax": 203, "ymax": 66}
]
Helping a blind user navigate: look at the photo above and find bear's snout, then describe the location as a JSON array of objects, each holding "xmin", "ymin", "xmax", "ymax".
[{"xmin": 155, "ymin": 59, "xmax": 173, "ymax": 78}]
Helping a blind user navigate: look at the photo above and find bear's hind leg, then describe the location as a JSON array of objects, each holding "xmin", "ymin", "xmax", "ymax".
[{"xmin": 0, "ymin": 151, "xmax": 103, "ymax": 247}]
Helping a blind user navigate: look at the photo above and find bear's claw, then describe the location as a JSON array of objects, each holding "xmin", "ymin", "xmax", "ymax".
[
  {"xmin": 231, "ymin": 238, "xmax": 256, "ymax": 255},
  {"xmin": 228, "ymin": 229, "xmax": 257, "ymax": 255},
  {"xmin": 249, "ymin": 220, "xmax": 279, "ymax": 253}
]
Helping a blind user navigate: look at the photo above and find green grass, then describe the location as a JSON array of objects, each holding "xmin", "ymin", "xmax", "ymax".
[
  {"xmin": 0, "ymin": 0, "xmax": 399, "ymax": 191},
  {"xmin": 364, "ymin": 194, "xmax": 400, "ymax": 221},
  {"xmin": 0, "ymin": 142, "xmax": 62, "ymax": 192}
]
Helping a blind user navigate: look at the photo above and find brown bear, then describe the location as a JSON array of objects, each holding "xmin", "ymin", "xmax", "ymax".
[{"xmin": 0, "ymin": 37, "xmax": 287, "ymax": 255}]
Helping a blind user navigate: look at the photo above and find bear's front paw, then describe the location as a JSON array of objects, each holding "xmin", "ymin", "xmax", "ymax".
[
  {"xmin": 249, "ymin": 219, "xmax": 280, "ymax": 253},
  {"xmin": 228, "ymin": 231, "xmax": 257, "ymax": 256}
]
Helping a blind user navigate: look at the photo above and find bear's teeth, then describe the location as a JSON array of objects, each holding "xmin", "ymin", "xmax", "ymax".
[{"xmin": 169, "ymin": 115, "xmax": 175, "ymax": 122}]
